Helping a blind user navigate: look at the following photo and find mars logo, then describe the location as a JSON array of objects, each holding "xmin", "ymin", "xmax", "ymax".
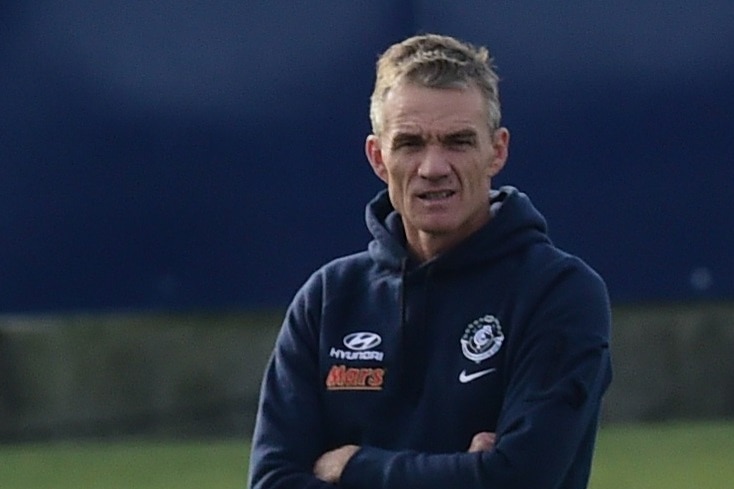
[
  {"xmin": 460, "ymin": 315, "xmax": 504, "ymax": 363},
  {"xmin": 325, "ymin": 365, "xmax": 385, "ymax": 391}
]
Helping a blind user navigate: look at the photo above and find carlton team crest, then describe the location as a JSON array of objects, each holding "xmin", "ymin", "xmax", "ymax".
[{"xmin": 460, "ymin": 315, "xmax": 504, "ymax": 363}]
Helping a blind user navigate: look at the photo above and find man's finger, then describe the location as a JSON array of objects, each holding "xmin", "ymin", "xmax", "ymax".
[
  {"xmin": 314, "ymin": 445, "xmax": 360, "ymax": 483},
  {"xmin": 468, "ymin": 431, "xmax": 496, "ymax": 452}
]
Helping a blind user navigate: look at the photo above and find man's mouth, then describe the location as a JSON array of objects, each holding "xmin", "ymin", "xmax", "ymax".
[{"xmin": 418, "ymin": 190, "xmax": 456, "ymax": 201}]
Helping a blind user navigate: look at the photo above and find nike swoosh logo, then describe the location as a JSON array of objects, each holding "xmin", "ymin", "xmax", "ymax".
[{"xmin": 459, "ymin": 368, "xmax": 497, "ymax": 384}]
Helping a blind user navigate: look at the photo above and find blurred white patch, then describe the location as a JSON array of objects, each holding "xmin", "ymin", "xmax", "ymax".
[{"xmin": 689, "ymin": 267, "xmax": 713, "ymax": 291}]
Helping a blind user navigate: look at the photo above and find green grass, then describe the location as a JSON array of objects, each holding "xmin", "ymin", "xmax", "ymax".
[
  {"xmin": 590, "ymin": 420, "xmax": 734, "ymax": 489},
  {"xmin": 1, "ymin": 421, "xmax": 733, "ymax": 488},
  {"xmin": 0, "ymin": 439, "xmax": 249, "ymax": 489}
]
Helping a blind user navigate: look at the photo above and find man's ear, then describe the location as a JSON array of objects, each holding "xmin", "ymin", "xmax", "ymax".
[
  {"xmin": 365, "ymin": 135, "xmax": 389, "ymax": 184},
  {"xmin": 487, "ymin": 127, "xmax": 510, "ymax": 177}
]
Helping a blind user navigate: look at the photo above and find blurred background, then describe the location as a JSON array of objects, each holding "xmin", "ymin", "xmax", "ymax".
[{"xmin": 1, "ymin": 0, "xmax": 733, "ymax": 485}]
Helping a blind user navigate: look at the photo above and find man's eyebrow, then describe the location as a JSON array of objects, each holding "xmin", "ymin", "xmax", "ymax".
[
  {"xmin": 440, "ymin": 129, "xmax": 478, "ymax": 142},
  {"xmin": 391, "ymin": 132, "xmax": 425, "ymax": 147}
]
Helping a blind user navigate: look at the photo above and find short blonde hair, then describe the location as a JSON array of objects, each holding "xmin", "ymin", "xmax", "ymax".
[{"xmin": 369, "ymin": 34, "xmax": 501, "ymax": 135}]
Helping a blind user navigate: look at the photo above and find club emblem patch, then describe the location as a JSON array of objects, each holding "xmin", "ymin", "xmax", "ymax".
[{"xmin": 461, "ymin": 315, "xmax": 504, "ymax": 363}]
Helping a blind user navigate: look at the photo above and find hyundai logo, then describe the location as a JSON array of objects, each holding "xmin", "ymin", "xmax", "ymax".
[{"xmin": 343, "ymin": 332, "xmax": 382, "ymax": 351}]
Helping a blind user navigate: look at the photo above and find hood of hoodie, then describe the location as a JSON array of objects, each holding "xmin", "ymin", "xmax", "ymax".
[{"xmin": 366, "ymin": 185, "xmax": 551, "ymax": 272}]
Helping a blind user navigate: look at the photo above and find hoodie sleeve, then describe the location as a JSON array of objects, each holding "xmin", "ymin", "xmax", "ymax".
[
  {"xmin": 248, "ymin": 273, "xmax": 335, "ymax": 489},
  {"xmin": 339, "ymin": 260, "xmax": 613, "ymax": 489}
]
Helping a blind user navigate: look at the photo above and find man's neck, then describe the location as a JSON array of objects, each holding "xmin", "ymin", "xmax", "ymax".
[
  {"xmin": 406, "ymin": 228, "xmax": 476, "ymax": 262},
  {"xmin": 404, "ymin": 208, "xmax": 493, "ymax": 262}
]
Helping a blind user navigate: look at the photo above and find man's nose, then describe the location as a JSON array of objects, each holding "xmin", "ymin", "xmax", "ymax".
[{"xmin": 417, "ymin": 146, "xmax": 451, "ymax": 179}]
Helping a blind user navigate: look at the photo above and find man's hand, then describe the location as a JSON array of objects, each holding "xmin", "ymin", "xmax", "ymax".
[
  {"xmin": 313, "ymin": 444, "xmax": 360, "ymax": 483},
  {"xmin": 468, "ymin": 431, "xmax": 496, "ymax": 452}
]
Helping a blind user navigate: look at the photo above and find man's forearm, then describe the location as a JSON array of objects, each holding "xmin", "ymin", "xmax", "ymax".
[{"xmin": 313, "ymin": 432, "xmax": 497, "ymax": 484}]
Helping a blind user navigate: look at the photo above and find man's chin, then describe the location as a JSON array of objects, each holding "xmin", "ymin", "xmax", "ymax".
[{"xmin": 416, "ymin": 222, "xmax": 458, "ymax": 237}]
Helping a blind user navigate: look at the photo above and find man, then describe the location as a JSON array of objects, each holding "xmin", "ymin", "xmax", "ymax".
[{"xmin": 248, "ymin": 33, "xmax": 612, "ymax": 489}]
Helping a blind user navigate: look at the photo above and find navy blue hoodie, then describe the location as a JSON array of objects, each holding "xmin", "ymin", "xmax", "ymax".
[{"xmin": 249, "ymin": 186, "xmax": 612, "ymax": 489}]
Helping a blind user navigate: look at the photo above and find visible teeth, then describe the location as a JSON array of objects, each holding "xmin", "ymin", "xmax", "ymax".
[{"xmin": 423, "ymin": 191, "xmax": 453, "ymax": 200}]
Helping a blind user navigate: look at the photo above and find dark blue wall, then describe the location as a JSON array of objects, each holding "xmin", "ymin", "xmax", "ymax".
[{"xmin": 2, "ymin": 1, "xmax": 732, "ymax": 312}]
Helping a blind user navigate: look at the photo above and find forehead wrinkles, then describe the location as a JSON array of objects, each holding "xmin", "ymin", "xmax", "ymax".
[{"xmin": 381, "ymin": 84, "xmax": 488, "ymax": 139}]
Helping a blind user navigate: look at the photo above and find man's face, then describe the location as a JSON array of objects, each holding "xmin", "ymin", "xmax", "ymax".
[{"xmin": 366, "ymin": 82, "xmax": 509, "ymax": 254}]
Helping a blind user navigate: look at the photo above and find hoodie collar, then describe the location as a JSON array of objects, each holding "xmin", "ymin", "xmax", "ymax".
[{"xmin": 366, "ymin": 186, "xmax": 550, "ymax": 272}]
